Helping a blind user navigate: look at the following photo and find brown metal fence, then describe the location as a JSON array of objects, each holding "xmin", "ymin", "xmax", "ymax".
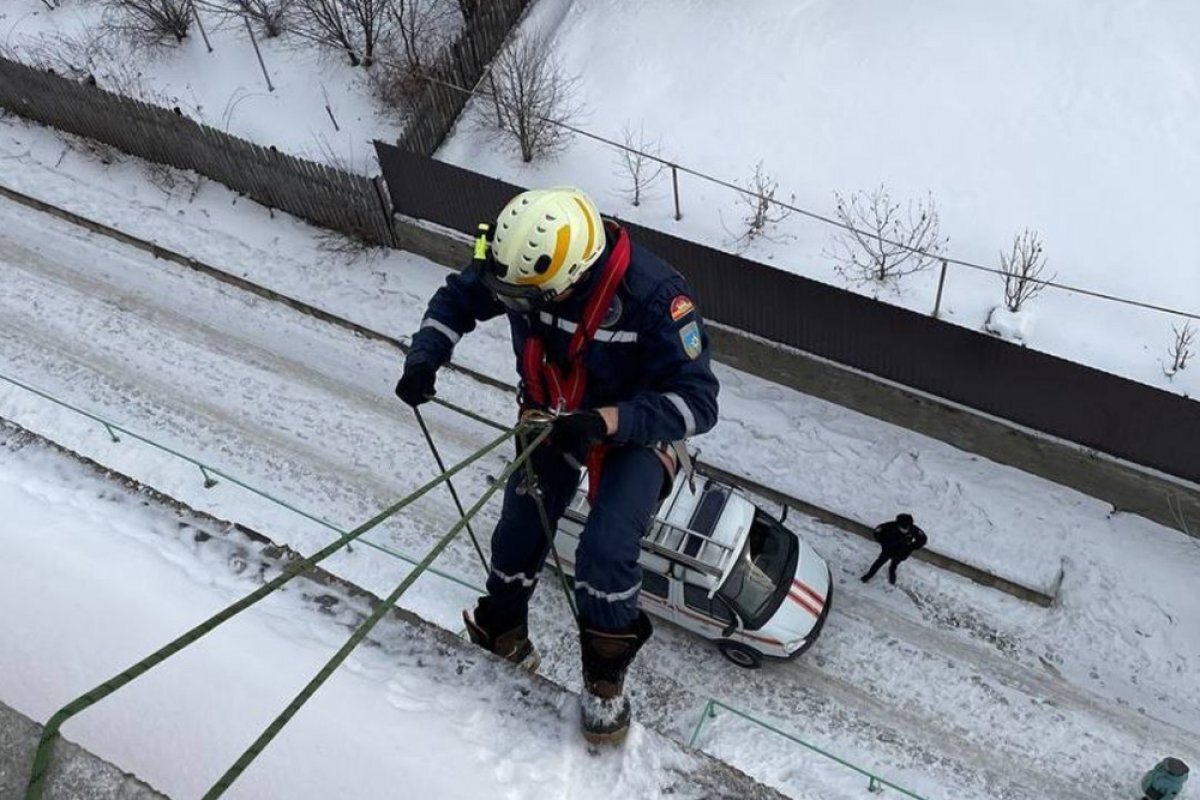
[
  {"xmin": 398, "ymin": 0, "xmax": 530, "ymax": 156},
  {"xmin": 0, "ymin": 56, "xmax": 396, "ymax": 248},
  {"xmin": 373, "ymin": 142, "xmax": 1200, "ymax": 487}
]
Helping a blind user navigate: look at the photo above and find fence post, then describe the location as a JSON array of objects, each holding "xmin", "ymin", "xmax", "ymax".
[
  {"xmin": 101, "ymin": 423, "xmax": 121, "ymax": 443},
  {"xmin": 932, "ymin": 259, "xmax": 948, "ymax": 318},
  {"xmin": 244, "ymin": 16, "xmax": 275, "ymax": 92},
  {"xmin": 868, "ymin": 775, "xmax": 883, "ymax": 793},
  {"xmin": 371, "ymin": 176, "xmax": 399, "ymax": 248},
  {"xmin": 671, "ymin": 164, "xmax": 681, "ymax": 221},
  {"xmin": 199, "ymin": 465, "xmax": 219, "ymax": 489},
  {"xmin": 687, "ymin": 699, "xmax": 716, "ymax": 748},
  {"xmin": 190, "ymin": 0, "xmax": 214, "ymax": 53}
]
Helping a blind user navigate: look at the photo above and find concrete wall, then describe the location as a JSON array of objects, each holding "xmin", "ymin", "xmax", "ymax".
[
  {"xmin": 394, "ymin": 216, "xmax": 1200, "ymax": 537},
  {"xmin": 0, "ymin": 701, "xmax": 168, "ymax": 800}
]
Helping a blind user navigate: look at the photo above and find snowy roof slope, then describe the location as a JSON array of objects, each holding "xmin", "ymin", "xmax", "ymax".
[{"xmin": 0, "ymin": 422, "xmax": 785, "ymax": 800}]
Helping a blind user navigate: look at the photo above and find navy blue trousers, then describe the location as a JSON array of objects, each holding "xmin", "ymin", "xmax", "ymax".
[{"xmin": 485, "ymin": 443, "xmax": 664, "ymax": 632}]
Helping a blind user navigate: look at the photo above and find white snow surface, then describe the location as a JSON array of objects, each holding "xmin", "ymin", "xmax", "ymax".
[
  {"xmin": 434, "ymin": 0, "xmax": 1200, "ymax": 398},
  {"xmin": 0, "ymin": 432, "xmax": 712, "ymax": 800},
  {"xmin": 4, "ymin": 0, "xmax": 1198, "ymax": 398},
  {"xmin": 1, "ymin": 115, "xmax": 1199, "ymax": 800}
]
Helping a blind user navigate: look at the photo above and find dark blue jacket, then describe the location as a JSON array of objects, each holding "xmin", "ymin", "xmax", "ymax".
[{"xmin": 407, "ymin": 235, "xmax": 720, "ymax": 446}]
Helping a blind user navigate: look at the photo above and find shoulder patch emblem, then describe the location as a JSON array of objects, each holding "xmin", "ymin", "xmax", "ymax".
[
  {"xmin": 679, "ymin": 320, "xmax": 703, "ymax": 360},
  {"xmin": 600, "ymin": 295, "xmax": 623, "ymax": 329},
  {"xmin": 669, "ymin": 295, "xmax": 695, "ymax": 321}
]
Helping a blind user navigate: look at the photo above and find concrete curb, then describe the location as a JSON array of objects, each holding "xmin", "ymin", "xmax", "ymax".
[{"xmin": 0, "ymin": 700, "xmax": 168, "ymax": 800}]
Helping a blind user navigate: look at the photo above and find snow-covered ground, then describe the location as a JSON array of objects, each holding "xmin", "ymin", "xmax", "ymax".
[
  {"xmin": 0, "ymin": 0, "xmax": 408, "ymax": 175},
  {"xmin": 438, "ymin": 0, "xmax": 1200, "ymax": 398},
  {"xmin": 2, "ymin": 114, "xmax": 1198, "ymax": 799},
  {"xmin": 5, "ymin": 0, "xmax": 1197, "ymax": 398},
  {"xmin": 0, "ymin": 427, "xmax": 748, "ymax": 800}
]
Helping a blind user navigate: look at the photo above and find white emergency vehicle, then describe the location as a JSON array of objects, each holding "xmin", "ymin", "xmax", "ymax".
[{"xmin": 554, "ymin": 467, "xmax": 832, "ymax": 668}]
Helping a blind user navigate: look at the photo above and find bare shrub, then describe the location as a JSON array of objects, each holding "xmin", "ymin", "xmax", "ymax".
[
  {"xmin": 613, "ymin": 121, "xmax": 665, "ymax": 207},
  {"xmin": 827, "ymin": 186, "xmax": 948, "ymax": 286},
  {"xmin": 369, "ymin": 0, "xmax": 459, "ymax": 111},
  {"xmin": 390, "ymin": 0, "xmax": 457, "ymax": 72},
  {"xmin": 194, "ymin": 0, "xmax": 296, "ymax": 37},
  {"xmin": 734, "ymin": 161, "xmax": 793, "ymax": 244},
  {"xmin": 484, "ymin": 30, "xmax": 584, "ymax": 163},
  {"xmin": 144, "ymin": 161, "xmax": 205, "ymax": 201},
  {"xmin": 7, "ymin": 29, "xmax": 176, "ymax": 105},
  {"xmin": 294, "ymin": 0, "xmax": 389, "ymax": 66},
  {"xmin": 314, "ymin": 226, "xmax": 388, "ymax": 264},
  {"xmin": 1165, "ymin": 320, "xmax": 1195, "ymax": 377},
  {"xmin": 102, "ymin": 0, "xmax": 192, "ymax": 48},
  {"xmin": 1000, "ymin": 229, "xmax": 1053, "ymax": 312}
]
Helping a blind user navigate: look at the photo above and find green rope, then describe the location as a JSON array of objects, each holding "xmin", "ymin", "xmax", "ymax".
[
  {"xmin": 24, "ymin": 426, "xmax": 514, "ymax": 800},
  {"xmin": 200, "ymin": 425, "xmax": 551, "ymax": 799},
  {"xmin": 517, "ymin": 426, "xmax": 580, "ymax": 622},
  {"xmin": 430, "ymin": 396, "xmax": 510, "ymax": 433},
  {"xmin": 414, "ymin": 405, "xmax": 488, "ymax": 574}
]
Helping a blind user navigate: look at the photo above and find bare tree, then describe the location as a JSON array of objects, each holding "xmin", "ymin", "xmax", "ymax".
[
  {"xmin": 195, "ymin": 0, "xmax": 296, "ymax": 36},
  {"xmin": 1166, "ymin": 320, "xmax": 1195, "ymax": 377},
  {"xmin": 827, "ymin": 186, "xmax": 948, "ymax": 286},
  {"xmin": 732, "ymin": 161, "xmax": 793, "ymax": 244},
  {"xmin": 389, "ymin": 0, "xmax": 457, "ymax": 72},
  {"xmin": 999, "ymin": 229, "xmax": 1052, "ymax": 312},
  {"xmin": 294, "ymin": 0, "xmax": 389, "ymax": 66},
  {"xmin": 484, "ymin": 30, "xmax": 584, "ymax": 163},
  {"xmin": 103, "ymin": 0, "xmax": 192, "ymax": 47},
  {"xmin": 613, "ymin": 121, "xmax": 665, "ymax": 207}
]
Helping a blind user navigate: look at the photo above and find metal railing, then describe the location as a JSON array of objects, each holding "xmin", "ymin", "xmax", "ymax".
[
  {"xmin": 689, "ymin": 698, "xmax": 932, "ymax": 799},
  {"xmin": 0, "ymin": 368, "xmax": 483, "ymax": 594}
]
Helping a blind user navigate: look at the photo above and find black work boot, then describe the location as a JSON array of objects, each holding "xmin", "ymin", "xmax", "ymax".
[
  {"xmin": 579, "ymin": 612, "xmax": 653, "ymax": 745},
  {"xmin": 463, "ymin": 597, "xmax": 540, "ymax": 672}
]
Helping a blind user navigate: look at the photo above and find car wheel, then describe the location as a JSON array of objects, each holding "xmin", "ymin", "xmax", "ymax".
[{"xmin": 717, "ymin": 640, "xmax": 762, "ymax": 669}]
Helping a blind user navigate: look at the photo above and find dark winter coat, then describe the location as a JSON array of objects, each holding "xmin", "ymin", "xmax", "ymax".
[
  {"xmin": 407, "ymin": 230, "xmax": 720, "ymax": 446},
  {"xmin": 874, "ymin": 521, "xmax": 928, "ymax": 558}
]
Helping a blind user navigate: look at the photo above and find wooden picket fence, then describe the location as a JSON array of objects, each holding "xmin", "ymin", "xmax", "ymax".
[{"xmin": 0, "ymin": 56, "xmax": 396, "ymax": 247}]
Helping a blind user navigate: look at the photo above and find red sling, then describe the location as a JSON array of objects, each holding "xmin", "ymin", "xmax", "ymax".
[{"xmin": 520, "ymin": 223, "xmax": 631, "ymax": 501}]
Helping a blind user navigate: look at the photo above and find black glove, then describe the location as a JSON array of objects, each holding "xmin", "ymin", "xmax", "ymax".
[
  {"xmin": 550, "ymin": 410, "xmax": 608, "ymax": 468},
  {"xmin": 394, "ymin": 362, "xmax": 438, "ymax": 407}
]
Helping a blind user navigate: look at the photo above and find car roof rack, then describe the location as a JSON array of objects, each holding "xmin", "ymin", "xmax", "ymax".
[{"xmin": 642, "ymin": 484, "xmax": 739, "ymax": 578}]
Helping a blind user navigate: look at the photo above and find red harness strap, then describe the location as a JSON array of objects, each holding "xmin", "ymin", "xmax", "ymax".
[{"xmin": 520, "ymin": 224, "xmax": 631, "ymax": 501}]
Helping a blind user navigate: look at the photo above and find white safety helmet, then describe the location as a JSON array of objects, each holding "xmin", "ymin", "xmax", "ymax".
[{"xmin": 480, "ymin": 187, "xmax": 606, "ymax": 310}]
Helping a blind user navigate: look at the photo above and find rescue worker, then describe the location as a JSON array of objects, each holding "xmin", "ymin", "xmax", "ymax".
[
  {"xmin": 394, "ymin": 187, "xmax": 719, "ymax": 743},
  {"xmin": 1142, "ymin": 757, "xmax": 1189, "ymax": 800},
  {"xmin": 860, "ymin": 513, "xmax": 927, "ymax": 585}
]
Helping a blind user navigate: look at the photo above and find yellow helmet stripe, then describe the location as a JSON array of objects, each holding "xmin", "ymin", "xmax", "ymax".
[
  {"xmin": 517, "ymin": 224, "xmax": 572, "ymax": 286},
  {"xmin": 574, "ymin": 196, "xmax": 596, "ymax": 260}
]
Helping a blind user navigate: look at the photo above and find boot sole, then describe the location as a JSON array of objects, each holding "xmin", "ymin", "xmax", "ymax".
[
  {"xmin": 582, "ymin": 726, "xmax": 629, "ymax": 746},
  {"xmin": 518, "ymin": 650, "xmax": 541, "ymax": 673}
]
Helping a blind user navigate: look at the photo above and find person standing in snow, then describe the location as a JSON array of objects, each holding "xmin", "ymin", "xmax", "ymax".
[
  {"xmin": 394, "ymin": 187, "xmax": 719, "ymax": 744},
  {"xmin": 1142, "ymin": 758, "xmax": 1190, "ymax": 799},
  {"xmin": 860, "ymin": 513, "xmax": 927, "ymax": 585}
]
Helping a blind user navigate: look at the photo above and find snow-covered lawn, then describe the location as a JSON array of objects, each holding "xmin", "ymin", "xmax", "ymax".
[{"xmin": 438, "ymin": 0, "xmax": 1200, "ymax": 399}]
